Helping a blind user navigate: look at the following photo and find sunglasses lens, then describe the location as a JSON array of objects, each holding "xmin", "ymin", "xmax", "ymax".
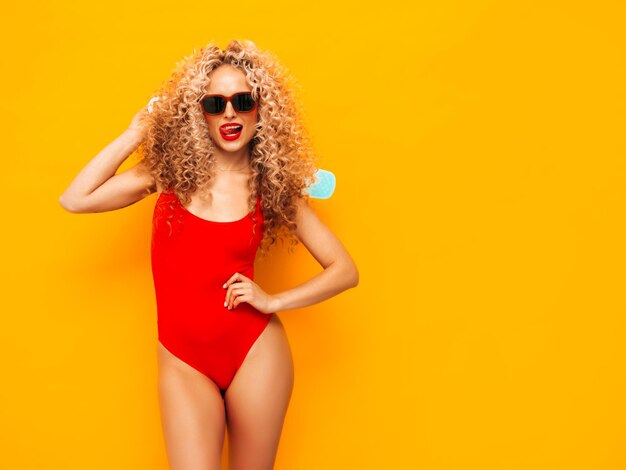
[
  {"xmin": 233, "ymin": 93, "xmax": 256, "ymax": 112},
  {"xmin": 201, "ymin": 93, "xmax": 256, "ymax": 114},
  {"xmin": 202, "ymin": 96, "xmax": 225, "ymax": 114}
]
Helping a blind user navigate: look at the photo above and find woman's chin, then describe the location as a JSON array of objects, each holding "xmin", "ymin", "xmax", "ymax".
[{"xmin": 214, "ymin": 135, "xmax": 253, "ymax": 150}]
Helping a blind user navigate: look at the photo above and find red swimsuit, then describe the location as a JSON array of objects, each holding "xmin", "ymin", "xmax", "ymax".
[{"xmin": 150, "ymin": 190, "xmax": 273, "ymax": 397}]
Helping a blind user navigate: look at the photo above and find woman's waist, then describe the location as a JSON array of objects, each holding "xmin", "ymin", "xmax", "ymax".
[
  {"xmin": 151, "ymin": 259, "xmax": 254, "ymax": 284},
  {"xmin": 155, "ymin": 292, "xmax": 266, "ymax": 329}
]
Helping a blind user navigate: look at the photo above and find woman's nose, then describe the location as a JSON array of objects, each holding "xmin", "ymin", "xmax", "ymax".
[{"xmin": 224, "ymin": 101, "xmax": 236, "ymax": 117}]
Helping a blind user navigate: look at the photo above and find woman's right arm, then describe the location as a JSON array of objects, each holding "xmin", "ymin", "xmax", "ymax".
[{"xmin": 59, "ymin": 106, "xmax": 156, "ymax": 213}]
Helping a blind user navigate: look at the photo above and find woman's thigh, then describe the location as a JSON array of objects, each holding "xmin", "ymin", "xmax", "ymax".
[
  {"xmin": 224, "ymin": 314, "xmax": 295, "ymax": 470},
  {"xmin": 157, "ymin": 341, "xmax": 226, "ymax": 470}
]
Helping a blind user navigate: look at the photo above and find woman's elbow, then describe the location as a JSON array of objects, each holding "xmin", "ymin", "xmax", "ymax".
[
  {"xmin": 328, "ymin": 258, "xmax": 359, "ymax": 288},
  {"xmin": 346, "ymin": 261, "xmax": 359, "ymax": 288},
  {"xmin": 59, "ymin": 192, "xmax": 85, "ymax": 213}
]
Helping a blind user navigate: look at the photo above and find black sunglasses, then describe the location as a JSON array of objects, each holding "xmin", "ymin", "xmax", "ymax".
[{"xmin": 200, "ymin": 92, "xmax": 258, "ymax": 115}]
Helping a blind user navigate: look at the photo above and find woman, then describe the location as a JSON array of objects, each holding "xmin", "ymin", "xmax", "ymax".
[{"xmin": 60, "ymin": 39, "xmax": 359, "ymax": 470}]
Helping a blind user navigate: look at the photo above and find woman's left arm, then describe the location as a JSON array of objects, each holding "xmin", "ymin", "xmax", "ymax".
[{"xmin": 270, "ymin": 197, "xmax": 359, "ymax": 312}]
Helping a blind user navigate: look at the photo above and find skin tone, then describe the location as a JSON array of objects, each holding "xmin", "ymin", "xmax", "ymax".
[{"xmin": 59, "ymin": 61, "xmax": 359, "ymax": 469}]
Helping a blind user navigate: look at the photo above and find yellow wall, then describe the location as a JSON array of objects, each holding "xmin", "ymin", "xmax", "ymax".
[{"xmin": 2, "ymin": 0, "xmax": 626, "ymax": 468}]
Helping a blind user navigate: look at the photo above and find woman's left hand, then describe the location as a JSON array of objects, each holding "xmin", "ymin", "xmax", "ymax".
[{"xmin": 223, "ymin": 272, "xmax": 277, "ymax": 314}]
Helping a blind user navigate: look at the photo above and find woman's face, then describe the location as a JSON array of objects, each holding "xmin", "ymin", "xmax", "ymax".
[{"xmin": 202, "ymin": 64, "xmax": 259, "ymax": 153}]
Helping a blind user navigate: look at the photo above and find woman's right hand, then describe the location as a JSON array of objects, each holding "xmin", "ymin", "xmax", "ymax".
[{"xmin": 126, "ymin": 103, "xmax": 150, "ymax": 142}]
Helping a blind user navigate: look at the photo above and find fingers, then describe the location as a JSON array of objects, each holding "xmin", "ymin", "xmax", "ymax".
[
  {"xmin": 224, "ymin": 285, "xmax": 247, "ymax": 310},
  {"xmin": 232, "ymin": 293, "xmax": 251, "ymax": 308},
  {"xmin": 223, "ymin": 271, "xmax": 247, "ymax": 289},
  {"xmin": 223, "ymin": 272, "xmax": 251, "ymax": 310},
  {"xmin": 225, "ymin": 285, "xmax": 249, "ymax": 310}
]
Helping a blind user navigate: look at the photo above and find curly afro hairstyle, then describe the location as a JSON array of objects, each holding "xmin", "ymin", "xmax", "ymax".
[{"xmin": 137, "ymin": 39, "xmax": 320, "ymax": 257}]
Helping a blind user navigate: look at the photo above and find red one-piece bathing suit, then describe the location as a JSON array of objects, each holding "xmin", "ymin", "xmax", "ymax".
[{"xmin": 150, "ymin": 189, "xmax": 274, "ymax": 397}]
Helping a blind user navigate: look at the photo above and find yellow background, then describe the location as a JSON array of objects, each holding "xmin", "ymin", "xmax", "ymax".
[{"xmin": 2, "ymin": 0, "xmax": 626, "ymax": 468}]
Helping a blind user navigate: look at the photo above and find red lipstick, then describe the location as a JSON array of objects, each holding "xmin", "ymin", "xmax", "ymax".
[{"xmin": 219, "ymin": 123, "xmax": 243, "ymax": 141}]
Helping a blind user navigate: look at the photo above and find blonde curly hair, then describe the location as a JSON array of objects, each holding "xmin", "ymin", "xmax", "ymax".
[{"xmin": 137, "ymin": 39, "xmax": 319, "ymax": 257}]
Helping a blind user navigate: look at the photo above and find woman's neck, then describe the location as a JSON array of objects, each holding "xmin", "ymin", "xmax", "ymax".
[{"xmin": 213, "ymin": 149, "xmax": 250, "ymax": 171}]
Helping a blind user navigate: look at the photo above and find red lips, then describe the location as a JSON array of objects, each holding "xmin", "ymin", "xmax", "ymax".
[
  {"xmin": 219, "ymin": 123, "xmax": 243, "ymax": 141},
  {"xmin": 220, "ymin": 123, "xmax": 243, "ymax": 133}
]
